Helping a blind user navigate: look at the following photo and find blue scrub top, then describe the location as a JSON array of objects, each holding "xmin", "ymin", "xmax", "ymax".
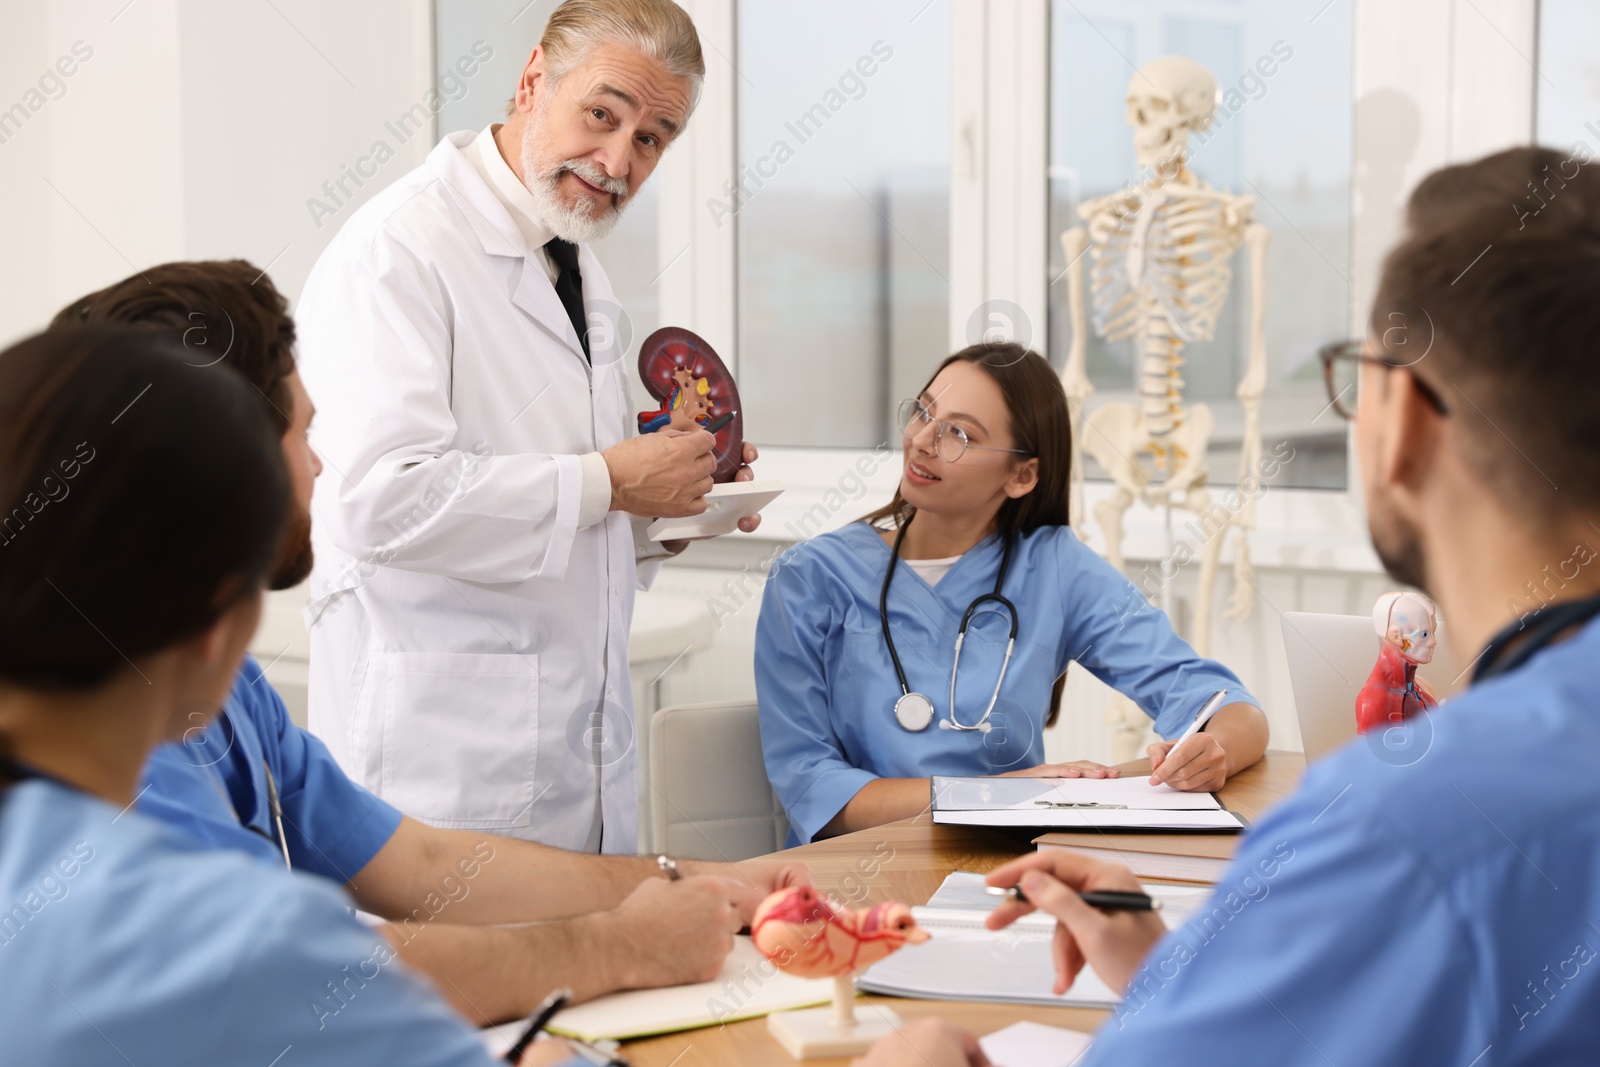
[
  {"xmin": 1083, "ymin": 614, "xmax": 1600, "ymax": 1064},
  {"xmin": 139, "ymin": 654, "xmax": 403, "ymax": 882},
  {"xmin": 756, "ymin": 522, "xmax": 1260, "ymax": 844},
  {"xmin": 0, "ymin": 780, "xmax": 498, "ymax": 1066}
]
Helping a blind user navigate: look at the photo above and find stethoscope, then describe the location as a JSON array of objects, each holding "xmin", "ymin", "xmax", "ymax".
[
  {"xmin": 879, "ymin": 512, "xmax": 1019, "ymax": 733},
  {"xmin": 1471, "ymin": 590, "xmax": 1600, "ymax": 684},
  {"xmin": 200, "ymin": 755, "xmax": 292, "ymax": 871},
  {"xmin": 0, "ymin": 750, "xmax": 292, "ymax": 872}
]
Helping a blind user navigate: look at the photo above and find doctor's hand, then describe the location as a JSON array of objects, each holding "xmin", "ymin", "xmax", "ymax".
[
  {"xmin": 683, "ymin": 856, "xmax": 813, "ymax": 924},
  {"xmin": 1147, "ymin": 732, "xmax": 1227, "ymax": 791},
  {"xmin": 852, "ymin": 1017, "xmax": 991, "ymax": 1067},
  {"xmin": 733, "ymin": 440, "xmax": 762, "ymax": 533},
  {"xmin": 604, "ymin": 874, "xmax": 743, "ymax": 988},
  {"xmin": 660, "ymin": 440, "xmax": 766, "ymax": 547},
  {"xmin": 604, "ymin": 428, "xmax": 716, "ymax": 518},
  {"xmin": 984, "ymin": 851, "xmax": 1166, "ymax": 996},
  {"xmin": 996, "ymin": 760, "xmax": 1120, "ymax": 780}
]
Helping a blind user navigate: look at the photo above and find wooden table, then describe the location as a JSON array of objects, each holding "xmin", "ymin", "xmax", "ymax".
[{"xmin": 620, "ymin": 752, "xmax": 1304, "ymax": 1066}]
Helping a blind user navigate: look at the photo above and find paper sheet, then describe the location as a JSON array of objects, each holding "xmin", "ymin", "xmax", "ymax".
[
  {"xmin": 979, "ymin": 1021, "xmax": 1094, "ymax": 1066},
  {"xmin": 857, "ymin": 881, "xmax": 1211, "ymax": 1008},
  {"xmin": 525, "ymin": 935, "xmax": 831, "ymax": 1043},
  {"xmin": 926, "ymin": 871, "xmax": 1210, "ymax": 928},
  {"xmin": 933, "ymin": 774, "xmax": 1223, "ymax": 812},
  {"xmin": 935, "ymin": 807, "xmax": 1245, "ymax": 830}
]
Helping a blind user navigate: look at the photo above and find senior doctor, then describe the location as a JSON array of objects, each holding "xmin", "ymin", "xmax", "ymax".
[{"xmin": 296, "ymin": 0, "xmax": 753, "ymax": 854}]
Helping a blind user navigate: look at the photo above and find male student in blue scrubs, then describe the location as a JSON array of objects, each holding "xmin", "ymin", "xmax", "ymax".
[
  {"xmin": 857, "ymin": 145, "xmax": 1600, "ymax": 1066},
  {"xmin": 50, "ymin": 261, "xmax": 809, "ymax": 1028}
]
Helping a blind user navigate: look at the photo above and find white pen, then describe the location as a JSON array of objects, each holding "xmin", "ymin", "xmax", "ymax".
[{"xmin": 1158, "ymin": 689, "xmax": 1229, "ymax": 773}]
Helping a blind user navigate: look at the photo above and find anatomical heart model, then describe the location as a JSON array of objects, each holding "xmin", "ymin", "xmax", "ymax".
[
  {"xmin": 1356, "ymin": 591, "xmax": 1439, "ymax": 734},
  {"xmin": 636, "ymin": 326, "xmax": 744, "ymax": 483},
  {"xmin": 752, "ymin": 886, "xmax": 928, "ymax": 1058}
]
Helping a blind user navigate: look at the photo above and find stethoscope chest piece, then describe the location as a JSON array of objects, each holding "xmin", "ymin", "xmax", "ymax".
[
  {"xmin": 894, "ymin": 691, "xmax": 936, "ymax": 732},
  {"xmin": 880, "ymin": 513, "xmax": 1019, "ymax": 735}
]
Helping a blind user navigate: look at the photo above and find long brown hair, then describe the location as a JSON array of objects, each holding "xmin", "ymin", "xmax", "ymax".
[{"xmin": 863, "ymin": 342, "xmax": 1074, "ymax": 725}]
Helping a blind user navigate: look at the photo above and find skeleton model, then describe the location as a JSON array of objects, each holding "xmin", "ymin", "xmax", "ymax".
[{"xmin": 1061, "ymin": 55, "xmax": 1270, "ymax": 662}]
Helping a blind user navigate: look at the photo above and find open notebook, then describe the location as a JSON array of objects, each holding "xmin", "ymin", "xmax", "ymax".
[
  {"xmin": 930, "ymin": 774, "xmax": 1248, "ymax": 831},
  {"xmin": 480, "ymin": 936, "xmax": 833, "ymax": 1051},
  {"xmin": 855, "ymin": 872, "xmax": 1210, "ymax": 1008}
]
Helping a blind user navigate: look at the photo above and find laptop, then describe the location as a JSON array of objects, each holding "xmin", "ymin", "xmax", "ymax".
[{"xmin": 1281, "ymin": 611, "xmax": 1464, "ymax": 762}]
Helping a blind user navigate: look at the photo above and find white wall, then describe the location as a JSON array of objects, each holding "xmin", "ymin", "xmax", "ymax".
[
  {"xmin": 1, "ymin": 0, "xmax": 1541, "ymax": 759},
  {"xmin": 0, "ymin": 0, "xmax": 435, "ymax": 346}
]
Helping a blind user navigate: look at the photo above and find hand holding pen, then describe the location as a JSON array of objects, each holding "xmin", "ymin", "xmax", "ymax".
[
  {"xmin": 502, "ymin": 987, "xmax": 630, "ymax": 1066},
  {"xmin": 982, "ymin": 852, "xmax": 1168, "ymax": 996},
  {"xmin": 1148, "ymin": 689, "xmax": 1230, "ymax": 790}
]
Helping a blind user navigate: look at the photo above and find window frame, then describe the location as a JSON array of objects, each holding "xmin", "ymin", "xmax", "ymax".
[{"xmin": 642, "ymin": 0, "xmax": 1537, "ymax": 568}]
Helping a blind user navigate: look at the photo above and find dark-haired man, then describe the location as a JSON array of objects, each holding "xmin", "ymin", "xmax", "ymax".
[
  {"xmin": 860, "ymin": 145, "xmax": 1600, "ymax": 1065},
  {"xmin": 52, "ymin": 260, "xmax": 808, "ymax": 1028}
]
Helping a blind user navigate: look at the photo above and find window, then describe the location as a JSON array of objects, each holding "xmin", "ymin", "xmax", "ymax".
[
  {"xmin": 1536, "ymin": 0, "xmax": 1600, "ymax": 150},
  {"xmin": 1047, "ymin": 0, "xmax": 1354, "ymax": 489},
  {"xmin": 734, "ymin": 0, "xmax": 950, "ymax": 449},
  {"xmin": 435, "ymin": 0, "xmax": 660, "ymax": 354}
]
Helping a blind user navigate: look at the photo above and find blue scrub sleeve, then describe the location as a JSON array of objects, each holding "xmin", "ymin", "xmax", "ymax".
[
  {"xmin": 209, "ymin": 870, "xmax": 500, "ymax": 1065},
  {"xmin": 1056, "ymin": 537, "xmax": 1260, "ymax": 738},
  {"xmin": 241, "ymin": 663, "xmax": 405, "ymax": 882},
  {"xmin": 1082, "ymin": 770, "xmax": 1486, "ymax": 1065},
  {"xmin": 756, "ymin": 551, "xmax": 879, "ymax": 845}
]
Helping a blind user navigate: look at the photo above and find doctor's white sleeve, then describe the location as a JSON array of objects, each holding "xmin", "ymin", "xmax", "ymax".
[{"xmin": 296, "ymin": 236, "xmax": 585, "ymax": 585}]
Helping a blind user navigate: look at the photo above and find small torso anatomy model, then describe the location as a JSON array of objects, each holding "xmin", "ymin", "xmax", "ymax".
[
  {"xmin": 1060, "ymin": 55, "xmax": 1271, "ymax": 659},
  {"xmin": 1356, "ymin": 591, "xmax": 1439, "ymax": 734},
  {"xmin": 752, "ymin": 886, "xmax": 928, "ymax": 1058}
]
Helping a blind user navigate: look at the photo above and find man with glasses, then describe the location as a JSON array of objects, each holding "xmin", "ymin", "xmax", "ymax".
[{"xmin": 859, "ymin": 144, "xmax": 1600, "ymax": 1066}]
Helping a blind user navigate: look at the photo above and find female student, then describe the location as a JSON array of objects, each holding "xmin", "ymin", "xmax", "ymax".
[
  {"xmin": 0, "ymin": 327, "xmax": 571, "ymax": 1065},
  {"xmin": 756, "ymin": 344, "xmax": 1269, "ymax": 844}
]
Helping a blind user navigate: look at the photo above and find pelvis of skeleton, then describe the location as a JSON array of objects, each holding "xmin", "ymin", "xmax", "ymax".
[{"xmin": 1081, "ymin": 400, "xmax": 1214, "ymax": 503}]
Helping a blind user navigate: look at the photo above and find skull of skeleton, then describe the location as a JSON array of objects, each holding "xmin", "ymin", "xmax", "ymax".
[{"xmin": 1126, "ymin": 56, "xmax": 1218, "ymax": 172}]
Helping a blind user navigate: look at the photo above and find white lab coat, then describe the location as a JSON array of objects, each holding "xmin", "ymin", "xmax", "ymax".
[{"xmin": 296, "ymin": 129, "xmax": 655, "ymax": 853}]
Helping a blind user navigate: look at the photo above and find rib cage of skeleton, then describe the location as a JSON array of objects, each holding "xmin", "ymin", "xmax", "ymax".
[
  {"xmin": 1087, "ymin": 185, "xmax": 1248, "ymax": 452},
  {"xmin": 1060, "ymin": 54, "xmax": 1271, "ymax": 688}
]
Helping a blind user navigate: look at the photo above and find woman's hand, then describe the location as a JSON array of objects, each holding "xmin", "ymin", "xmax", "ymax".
[
  {"xmin": 1147, "ymin": 732, "xmax": 1227, "ymax": 791},
  {"xmin": 997, "ymin": 760, "xmax": 1120, "ymax": 780},
  {"xmin": 984, "ymin": 852, "xmax": 1166, "ymax": 995}
]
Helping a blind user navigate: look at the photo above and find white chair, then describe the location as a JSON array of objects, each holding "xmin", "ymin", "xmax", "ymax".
[{"xmin": 647, "ymin": 700, "xmax": 790, "ymax": 861}]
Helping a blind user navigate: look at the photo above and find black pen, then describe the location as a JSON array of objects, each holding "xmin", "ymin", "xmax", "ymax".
[
  {"xmin": 503, "ymin": 986, "xmax": 571, "ymax": 1063},
  {"xmin": 704, "ymin": 410, "xmax": 736, "ymax": 434},
  {"xmin": 985, "ymin": 885, "xmax": 1162, "ymax": 912}
]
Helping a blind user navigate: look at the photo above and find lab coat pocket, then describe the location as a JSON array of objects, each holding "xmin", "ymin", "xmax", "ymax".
[{"xmin": 377, "ymin": 651, "xmax": 539, "ymax": 829}]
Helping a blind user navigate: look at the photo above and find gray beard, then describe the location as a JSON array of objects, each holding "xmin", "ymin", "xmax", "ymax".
[{"xmin": 519, "ymin": 117, "xmax": 628, "ymax": 243}]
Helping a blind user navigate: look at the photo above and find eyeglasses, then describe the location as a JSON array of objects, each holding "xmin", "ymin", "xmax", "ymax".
[
  {"xmin": 897, "ymin": 398, "xmax": 1030, "ymax": 463},
  {"xmin": 1317, "ymin": 340, "xmax": 1451, "ymax": 421}
]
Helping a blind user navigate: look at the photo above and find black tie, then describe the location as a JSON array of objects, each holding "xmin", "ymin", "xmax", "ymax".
[{"xmin": 545, "ymin": 237, "xmax": 590, "ymax": 362}]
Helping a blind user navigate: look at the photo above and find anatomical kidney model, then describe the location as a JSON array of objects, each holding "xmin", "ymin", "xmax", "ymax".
[
  {"xmin": 1356, "ymin": 590, "xmax": 1439, "ymax": 734},
  {"xmin": 751, "ymin": 886, "xmax": 929, "ymax": 1058},
  {"xmin": 636, "ymin": 326, "xmax": 744, "ymax": 483}
]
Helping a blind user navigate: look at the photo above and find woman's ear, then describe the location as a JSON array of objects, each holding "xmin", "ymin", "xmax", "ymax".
[{"xmin": 1004, "ymin": 456, "xmax": 1040, "ymax": 499}]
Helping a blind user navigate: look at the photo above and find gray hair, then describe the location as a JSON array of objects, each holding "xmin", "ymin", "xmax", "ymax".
[{"xmin": 508, "ymin": 0, "xmax": 705, "ymax": 121}]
